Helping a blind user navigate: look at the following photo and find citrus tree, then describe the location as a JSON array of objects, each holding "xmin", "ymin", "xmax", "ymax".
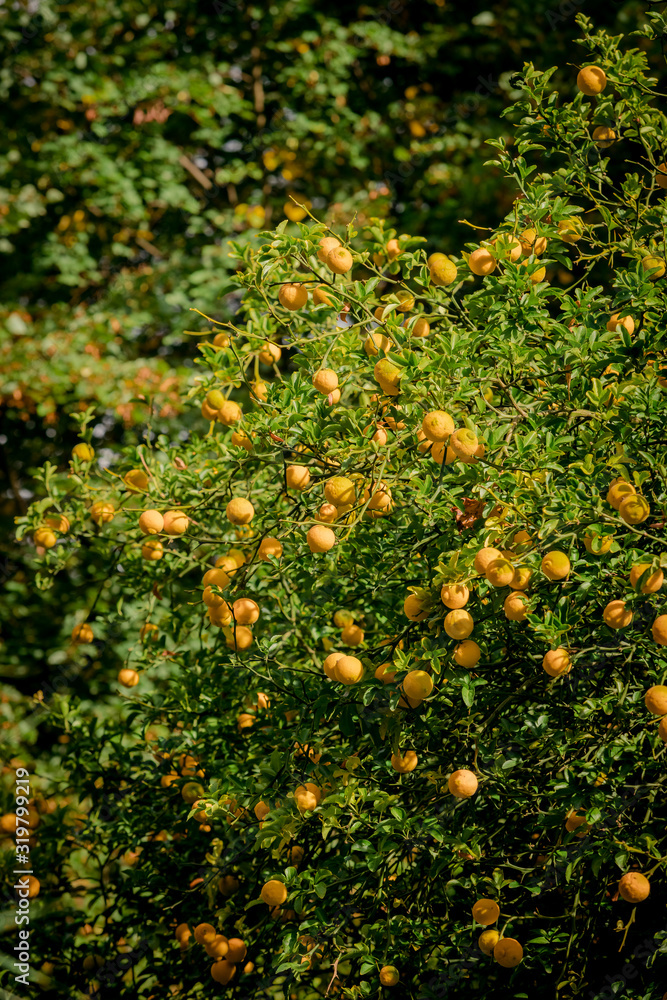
[{"xmin": 6, "ymin": 12, "xmax": 667, "ymax": 999}]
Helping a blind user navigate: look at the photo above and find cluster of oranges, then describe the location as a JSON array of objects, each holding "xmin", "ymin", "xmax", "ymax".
[{"xmin": 174, "ymin": 921, "xmax": 250, "ymax": 985}]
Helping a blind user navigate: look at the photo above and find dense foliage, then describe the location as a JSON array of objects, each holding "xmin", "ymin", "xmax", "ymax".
[{"xmin": 4, "ymin": 13, "xmax": 667, "ymax": 998}]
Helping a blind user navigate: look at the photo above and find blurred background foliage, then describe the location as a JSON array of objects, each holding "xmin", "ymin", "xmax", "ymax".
[{"xmin": 0, "ymin": 0, "xmax": 652, "ymax": 750}]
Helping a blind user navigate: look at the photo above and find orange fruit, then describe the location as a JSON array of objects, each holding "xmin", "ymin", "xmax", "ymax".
[
  {"xmin": 652, "ymin": 615, "xmax": 667, "ymax": 645},
  {"xmin": 118, "ymin": 668, "xmax": 140, "ymax": 688},
  {"xmin": 486, "ymin": 558, "xmax": 514, "ymax": 587},
  {"xmin": 619, "ymin": 494, "xmax": 650, "ymax": 524},
  {"xmin": 593, "ymin": 125, "xmax": 616, "ymax": 148},
  {"xmin": 448, "ymin": 769, "xmax": 478, "ymax": 798},
  {"xmin": 468, "ymin": 247, "xmax": 496, "ymax": 276},
  {"xmin": 379, "ymin": 965, "xmax": 400, "ymax": 986},
  {"xmin": 71, "ymin": 623, "xmax": 94, "ymax": 644},
  {"xmin": 583, "ymin": 532, "xmax": 613, "ymax": 555},
  {"xmin": 258, "ymin": 536, "xmax": 282, "ymax": 560},
  {"xmin": 312, "ymin": 369, "xmax": 338, "ymax": 394},
  {"xmin": 403, "ymin": 670, "xmax": 433, "ymax": 701},
  {"xmin": 226, "ymin": 938, "xmax": 247, "ymax": 963},
  {"xmin": 375, "ymin": 662, "xmax": 396, "ymax": 683},
  {"xmin": 444, "ymin": 609, "xmax": 473, "ymax": 640},
  {"xmin": 374, "ymin": 359, "xmax": 401, "ymax": 396},
  {"xmin": 139, "ymin": 510, "xmax": 163, "ymax": 535},
  {"xmin": 422, "ymin": 410, "xmax": 455, "ymax": 442},
  {"xmin": 124, "ymin": 469, "xmax": 148, "ymax": 492},
  {"xmin": 404, "ymin": 594, "xmax": 429, "ymax": 621},
  {"xmin": 618, "ymin": 872, "xmax": 650, "ymax": 903},
  {"xmin": 449, "ymin": 427, "xmax": 478, "ymax": 458},
  {"xmin": 261, "ymin": 880, "xmax": 288, "ymax": 906},
  {"xmin": 441, "ymin": 583, "xmax": 469, "ymax": 609},
  {"xmin": 163, "ymin": 509, "xmax": 189, "ymax": 535},
  {"xmin": 391, "ymin": 751, "xmax": 418, "ymax": 773},
  {"xmin": 327, "ymin": 246, "xmax": 353, "ymax": 274},
  {"xmin": 454, "ymin": 640, "xmax": 481, "ymax": 668},
  {"xmin": 278, "ymin": 283, "xmax": 308, "ymax": 310},
  {"xmin": 334, "ymin": 655, "xmax": 363, "ymax": 685},
  {"xmin": 558, "ymin": 218, "xmax": 583, "ymax": 243},
  {"xmin": 324, "ymin": 476, "xmax": 356, "ymax": 507},
  {"xmin": 233, "ymin": 598, "xmax": 260, "ymax": 625},
  {"xmin": 285, "ymin": 465, "xmax": 311, "ymax": 490},
  {"xmin": 194, "ymin": 923, "xmax": 217, "ymax": 945},
  {"xmin": 428, "ymin": 253, "xmax": 458, "ymax": 286},
  {"xmin": 226, "ymin": 626, "xmax": 253, "ymax": 651},
  {"xmin": 226, "ymin": 498, "xmax": 254, "ymax": 524},
  {"xmin": 607, "ymin": 478, "xmax": 635, "ymax": 509},
  {"xmin": 645, "ymin": 685, "xmax": 667, "ymax": 715},
  {"xmin": 603, "ymin": 599, "xmax": 632, "ymax": 629},
  {"xmin": 642, "ymin": 256, "xmax": 666, "ymax": 280},
  {"xmin": 474, "ymin": 547, "xmax": 503, "ymax": 574},
  {"xmin": 141, "ymin": 538, "xmax": 163, "ymax": 561},
  {"xmin": 541, "ymin": 550, "xmax": 571, "ymax": 580},
  {"xmin": 317, "ymin": 236, "xmax": 341, "ymax": 261},
  {"xmin": 90, "ymin": 501, "xmax": 115, "ymax": 525},
  {"xmin": 307, "ymin": 525, "xmax": 336, "ymax": 553},
  {"xmin": 504, "ymin": 591, "xmax": 528, "ymax": 622},
  {"xmin": 493, "ymin": 937, "xmax": 523, "ymax": 968},
  {"xmin": 542, "ymin": 648, "xmax": 571, "ymax": 677},
  {"xmin": 341, "ymin": 623, "xmax": 364, "ymax": 644},
  {"xmin": 629, "ymin": 564, "xmax": 663, "ymax": 593},
  {"xmin": 478, "ymin": 929, "xmax": 500, "ymax": 955},
  {"xmin": 211, "ymin": 960, "xmax": 236, "ymax": 984},
  {"xmin": 72, "ymin": 442, "xmax": 95, "ymax": 462},
  {"xmin": 472, "ymin": 899, "xmax": 500, "ymax": 925},
  {"xmin": 577, "ymin": 66, "xmax": 607, "ymax": 96},
  {"xmin": 33, "ymin": 527, "xmax": 57, "ymax": 548},
  {"xmin": 606, "ymin": 312, "xmax": 634, "ymax": 335}
]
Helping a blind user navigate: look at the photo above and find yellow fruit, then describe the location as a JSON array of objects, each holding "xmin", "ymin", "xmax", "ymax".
[
  {"xmin": 618, "ymin": 872, "xmax": 650, "ymax": 903},
  {"xmin": 364, "ymin": 332, "xmax": 393, "ymax": 357},
  {"xmin": 441, "ymin": 584, "xmax": 469, "ymax": 610},
  {"xmin": 422, "ymin": 410, "xmax": 455, "ymax": 442},
  {"xmin": 454, "ymin": 640, "xmax": 481, "ymax": 668},
  {"xmin": 261, "ymin": 880, "xmax": 287, "ymax": 906},
  {"xmin": 606, "ymin": 312, "xmax": 634, "ymax": 335},
  {"xmin": 341, "ymin": 623, "xmax": 364, "ymax": 645},
  {"xmin": 312, "ymin": 284, "xmax": 334, "ymax": 306},
  {"xmin": 619, "ymin": 494, "xmax": 650, "ymax": 524},
  {"xmin": 226, "ymin": 938, "xmax": 247, "ymax": 963},
  {"xmin": 124, "ymin": 469, "xmax": 149, "ymax": 492},
  {"xmin": 542, "ymin": 647, "xmax": 571, "ymax": 677},
  {"xmin": 603, "ymin": 599, "xmax": 632, "ymax": 629},
  {"xmin": 374, "ymin": 358, "xmax": 401, "ymax": 396},
  {"xmin": 478, "ymin": 929, "xmax": 500, "ymax": 955},
  {"xmin": 258, "ymin": 536, "xmax": 283, "ymax": 560},
  {"xmin": 207, "ymin": 389, "xmax": 225, "ymax": 410},
  {"xmin": 211, "ymin": 960, "xmax": 236, "ymax": 984},
  {"xmin": 511, "ymin": 566, "xmax": 532, "ymax": 590},
  {"xmin": 90, "ymin": 501, "xmax": 115, "ymax": 525},
  {"xmin": 45, "ymin": 513, "xmax": 70, "ymax": 533},
  {"xmin": 645, "ymin": 685, "xmax": 667, "ymax": 714},
  {"xmin": 312, "ymin": 369, "xmax": 338, "ymax": 394},
  {"xmin": 449, "ymin": 427, "xmax": 478, "ymax": 458},
  {"xmin": 294, "ymin": 786, "xmax": 319, "ymax": 811},
  {"xmin": 486, "ymin": 558, "xmax": 514, "ymax": 587},
  {"xmin": 226, "ymin": 626, "xmax": 253, "ymax": 651},
  {"xmin": 203, "ymin": 567, "xmax": 230, "ymax": 589},
  {"xmin": 375, "ymin": 662, "xmax": 396, "ymax": 683},
  {"xmin": 217, "ymin": 400, "xmax": 242, "ymax": 425},
  {"xmin": 333, "ymin": 655, "xmax": 364, "ymax": 687},
  {"xmin": 324, "ymin": 476, "xmax": 356, "ymax": 507},
  {"xmin": 278, "ymin": 283, "xmax": 308, "ymax": 310},
  {"xmin": 577, "ymin": 66, "xmax": 607, "ymax": 96},
  {"xmin": 139, "ymin": 510, "xmax": 163, "ymax": 535},
  {"xmin": 404, "ymin": 594, "xmax": 429, "ymax": 622},
  {"xmin": 607, "ymin": 478, "xmax": 635, "ymax": 509},
  {"xmin": 237, "ymin": 712, "xmax": 254, "ymax": 730},
  {"xmin": 629, "ymin": 564, "xmax": 663, "ymax": 593},
  {"xmin": 658, "ymin": 716, "xmax": 667, "ymax": 741},
  {"xmin": 395, "ymin": 290, "xmax": 414, "ymax": 313},
  {"xmin": 71, "ymin": 623, "xmax": 94, "ymax": 644},
  {"xmin": 118, "ymin": 668, "xmax": 140, "ymax": 688},
  {"xmin": 141, "ymin": 538, "xmax": 163, "ymax": 561},
  {"xmin": 391, "ymin": 751, "xmax": 418, "ymax": 773},
  {"xmin": 652, "ymin": 615, "xmax": 667, "ymax": 645},
  {"xmin": 323, "ymin": 652, "xmax": 343, "ymax": 680},
  {"xmin": 403, "ymin": 670, "xmax": 434, "ymax": 701},
  {"xmin": 72, "ymin": 442, "xmax": 95, "ymax": 462},
  {"xmin": 232, "ymin": 429, "xmax": 254, "ymax": 450},
  {"xmin": 213, "ymin": 332, "xmax": 230, "ymax": 348},
  {"xmin": 504, "ymin": 591, "xmax": 528, "ymax": 622},
  {"xmin": 206, "ymin": 935, "xmax": 230, "ymax": 960},
  {"xmin": 307, "ymin": 525, "xmax": 336, "ymax": 553},
  {"xmin": 468, "ymin": 247, "xmax": 496, "ymax": 276},
  {"xmin": 140, "ymin": 623, "xmax": 158, "ymax": 642},
  {"xmin": 428, "ymin": 253, "xmax": 458, "ymax": 286},
  {"xmin": 448, "ymin": 769, "xmax": 478, "ymax": 798},
  {"xmin": 208, "ymin": 602, "xmax": 233, "ymax": 627},
  {"xmin": 558, "ymin": 218, "xmax": 583, "ymax": 243},
  {"xmin": 194, "ymin": 923, "xmax": 217, "ymax": 945},
  {"xmin": 33, "ymin": 526, "xmax": 57, "ymax": 549},
  {"xmin": 407, "ymin": 316, "xmax": 430, "ymax": 337},
  {"xmin": 493, "ymin": 938, "xmax": 523, "ymax": 968},
  {"xmin": 163, "ymin": 509, "xmax": 189, "ymax": 535},
  {"xmin": 541, "ymin": 550, "xmax": 571, "ymax": 580},
  {"xmin": 492, "ymin": 234, "xmax": 521, "ymax": 261},
  {"xmin": 656, "ymin": 162, "xmax": 667, "ymax": 189},
  {"xmin": 444, "ymin": 609, "xmax": 474, "ymax": 640},
  {"xmin": 642, "ymin": 256, "xmax": 666, "ymax": 280},
  {"xmin": 317, "ymin": 236, "xmax": 341, "ymax": 262},
  {"xmin": 233, "ymin": 598, "xmax": 260, "ymax": 625},
  {"xmin": 327, "ymin": 246, "xmax": 353, "ymax": 274},
  {"xmin": 372, "ymin": 426, "xmax": 388, "ymax": 445},
  {"xmin": 259, "ymin": 341, "xmax": 281, "ymax": 365},
  {"xmin": 593, "ymin": 125, "xmax": 616, "ymax": 148},
  {"xmin": 583, "ymin": 532, "xmax": 613, "ymax": 555},
  {"xmin": 474, "ymin": 547, "xmax": 503, "ymax": 575},
  {"xmin": 379, "ymin": 965, "xmax": 400, "ymax": 986},
  {"xmin": 286, "ymin": 465, "xmax": 311, "ymax": 490},
  {"xmin": 519, "ymin": 229, "xmax": 547, "ymax": 256},
  {"xmin": 226, "ymin": 498, "xmax": 254, "ymax": 524},
  {"xmin": 565, "ymin": 809, "xmax": 590, "ymax": 836},
  {"xmin": 472, "ymin": 899, "xmax": 500, "ymax": 925}
]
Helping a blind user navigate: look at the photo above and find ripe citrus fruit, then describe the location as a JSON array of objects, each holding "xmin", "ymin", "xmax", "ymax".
[
  {"xmin": 542, "ymin": 648, "xmax": 571, "ymax": 677},
  {"xmin": 404, "ymin": 594, "xmax": 429, "ymax": 622},
  {"xmin": 323, "ymin": 652, "xmax": 343, "ymax": 679},
  {"xmin": 606, "ymin": 312, "xmax": 634, "ymax": 335},
  {"xmin": 118, "ymin": 668, "xmax": 140, "ymax": 688},
  {"xmin": 607, "ymin": 478, "xmax": 635, "ymax": 509},
  {"xmin": 307, "ymin": 525, "xmax": 336, "ymax": 553},
  {"xmin": 472, "ymin": 899, "xmax": 500, "ymax": 925},
  {"xmin": 327, "ymin": 246, "xmax": 353, "ymax": 274},
  {"xmin": 278, "ymin": 283, "xmax": 308, "ymax": 310},
  {"xmin": 629, "ymin": 564, "xmax": 663, "ymax": 593},
  {"xmin": 71, "ymin": 623, "xmax": 94, "ymax": 644},
  {"xmin": 618, "ymin": 494, "xmax": 650, "ymax": 524},
  {"xmin": 449, "ymin": 428, "xmax": 478, "ymax": 458},
  {"xmin": 448, "ymin": 769, "xmax": 478, "ymax": 798},
  {"xmin": 504, "ymin": 591, "xmax": 528, "ymax": 622},
  {"xmin": 618, "ymin": 872, "xmax": 650, "ymax": 902},
  {"xmin": 211, "ymin": 960, "xmax": 236, "ymax": 984},
  {"xmin": 577, "ymin": 66, "xmax": 606, "ymax": 95},
  {"xmin": 403, "ymin": 670, "xmax": 434, "ymax": 701},
  {"xmin": 444, "ymin": 609, "xmax": 474, "ymax": 639},
  {"xmin": 593, "ymin": 125, "xmax": 615, "ymax": 148},
  {"xmin": 645, "ymin": 685, "xmax": 667, "ymax": 715},
  {"xmin": 642, "ymin": 255, "xmax": 666, "ymax": 280},
  {"xmin": 90, "ymin": 501, "xmax": 115, "ymax": 525},
  {"xmin": 285, "ymin": 465, "xmax": 310, "ymax": 490},
  {"xmin": 334, "ymin": 655, "xmax": 363, "ymax": 684},
  {"xmin": 558, "ymin": 218, "xmax": 583, "ymax": 243},
  {"xmin": 341, "ymin": 623, "xmax": 364, "ymax": 644},
  {"xmin": 141, "ymin": 538, "xmax": 163, "ymax": 561},
  {"xmin": 72, "ymin": 442, "xmax": 95, "ymax": 462},
  {"xmin": 375, "ymin": 662, "xmax": 396, "ymax": 683},
  {"xmin": 468, "ymin": 247, "xmax": 496, "ymax": 276},
  {"xmin": 511, "ymin": 566, "xmax": 532, "ymax": 590},
  {"xmin": 486, "ymin": 558, "xmax": 514, "ymax": 587},
  {"xmin": 324, "ymin": 476, "xmax": 356, "ymax": 507},
  {"xmin": 422, "ymin": 410, "xmax": 454, "ymax": 442},
  {"xmin": 258, "ymin": 536, "xmax": 282, "ymax": 560},
  {"xmin": 33, "ymin": 527, "xmax": 57, "ymax": 549},
  {"xmin": 163, "ymin": 509, "xmax": 189, "ymax": 535},
  {"xmin": 493, "ymin": 937, "xmax": 523, "ymax": 967},
  {"xmin": 379, "ymin": 966, "xmax": 400, "ymax": 986},
  {"xmin": 454, "ymin": 640, "xmax": 481, "ymax": 667},
  {"xmin": 194, "ymin": 923, "xmax": 217, "ymax": 945},
  {"xmin": 541, "ymin": 550, "xmax": 571, "ymax": 580},
  {"xmin": 317, "ymin": 236, "xmax": 340, "ymax": 261},
  {"xmin": 652, "ymin": 615, "xmax": 667, "ymax": 645},
  {"xmin": 391, "ymin": 751, "xmax": 418, "ymax": 773},
  {"xmin": 226, "ymin": 625, "xmax": 253, "ymax": 651},
  {"xmin": 603, "ymin": 599, "xmax": 632, "ymax": 629},
  {"xmin": 374, "ymin": 359, "xmax": 401, "ymax": 396},
  {"xmin": 233, "ymin": 598, "xmax": 260, "ymax": 625},
  {"xmin": 364, "ymin": 332, "xmax": 392, "ymax": 357},
  {"xmin": 226, "ymin": 498, "xmax": 254, "ymax": 524},
  {"xmin": 474, "ymin": 547, "xmax": 503, "ymax": 574},
  {"xmin": 583, "ymin": 532, "xmax": 613, "ymax": 555},
  {"xmin": 441, "ymin": 584, "xmax": 469, "ymax": 609},
  {"xmin": 139, "ymin": 510, "xmax": 163, "ymax": 535},
  {"xmin": 124, "ymin": 469, "xmax": 148, "ymax": 492},
  {"xmin": 478, "ymin": 929, "xmax": 500, "ymax": 955},
  {"xmin": 261, "ymin": 880, "xmax": 287, "ymax": 906},
  {"xmin": 428, "ymin": 253, "xmax": 458, "ymax": 286},
  {"xmin": 312, "ymin": 369, "xmax": 338, "ymax": 394},
  {"xmin": 294, "ymin": 786, "xmax": 318, "ymax": 811}
]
